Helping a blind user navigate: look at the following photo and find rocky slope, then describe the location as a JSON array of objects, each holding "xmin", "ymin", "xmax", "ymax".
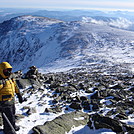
[{"xmin": 10, "ymin": 65, "xmax": 134, "ymax": 134}]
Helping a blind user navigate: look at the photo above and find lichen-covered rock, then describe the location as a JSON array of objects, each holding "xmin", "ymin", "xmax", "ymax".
[{"xmin": 32, "ymin": 111, "xmax": 89, "ymax": 134}]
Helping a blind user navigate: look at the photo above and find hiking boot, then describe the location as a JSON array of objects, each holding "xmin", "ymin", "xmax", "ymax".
[{"xmin": 14, "ymin": 125, "xmax": 20, "ymax": 131}]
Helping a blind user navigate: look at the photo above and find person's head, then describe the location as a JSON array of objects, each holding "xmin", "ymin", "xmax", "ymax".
[{"xmin": 0, "ymin": 62, "xmax": 12, "ymax": 78}]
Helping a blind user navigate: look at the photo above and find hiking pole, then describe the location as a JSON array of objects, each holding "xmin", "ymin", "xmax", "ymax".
[{"xmin": 2, "ymin": 112, "xmax": 16, "ymax": 134}]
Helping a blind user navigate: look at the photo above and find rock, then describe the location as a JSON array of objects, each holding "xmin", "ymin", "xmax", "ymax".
[
  {"xmin": 78, "ymin": 83, "xmax": 85, "ymax": 90},
  {"xmin": 90, "ymin": 90, "xmax": 99, "ymax": 99},
  {"xmin": 49, "ymin": 83, "xmax": 61, "ymax": 89},
  {"xmin": 125, "ymin": 125, "xmax": 134, "ymax": 133},
  {"xmin": 128, "ymin": 130, "xmax": 134, "ymax": 134},
  {"xmin": 69, "ymin": 102, "xmax": 82, "ymax": 110},
  {"xmin": 87, "ymin": 113, "xmax": 127, "ymax": 133},
  {"xmin": 81, "ymin": 100, "xmax": 91, "ymax": 110},
  {"xmin": 129, "ymin": 86, "xmax": 134, "ymax": 91},
  {"xmin": 114, "ymin": 113, "xmax": 128, "ymax": 120},
  {"xmin": 109, "ymin": 84, "xmax": 123, "ymax": 89},
  {"xmin": 15, "ymin": 114, "xmax": 25, "ymax": 123},
  {"xmin": 26, "ymin": 107, "xmax": 37, "ymax": 115},
  {"xmin": 80, "ymin": 96, "xmax": 88, "ymax": 102},
  {"xmin": 92, "ymin": 103, "xmax": 99, "ymax": 111},
  {"xmin": 44, "ymin": 106, "xmax": 62, "ymax": 113},
  {"xmin": 32, "ymin": 111, "xmax": 89, "ymax": 134},
  {"xmin": 16, "ymin": 78, "xmax": 42, "ymax": 90},
  {"xmin": 16, "ymin": 78, "xmax": 32, "ymax": 89}
]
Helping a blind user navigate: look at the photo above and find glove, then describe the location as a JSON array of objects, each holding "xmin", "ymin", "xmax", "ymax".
[{"xmin": 17, "ymin": 93, "xmax": 23, "ymax": 103}]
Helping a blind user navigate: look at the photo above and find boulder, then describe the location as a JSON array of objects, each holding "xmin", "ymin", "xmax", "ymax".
[
  {"xmin": 32, "ymin": 111, "xmax": 89, "ymax": 134},
  {"xmin": 69, "ymin": 102, "xmax": 82, "ymax": 110},
  {"xmin": 88, "ymin": 113, "xmax": 127, "ymax": 133}
]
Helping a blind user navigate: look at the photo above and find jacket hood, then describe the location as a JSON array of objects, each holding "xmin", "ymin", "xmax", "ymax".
[{"xmin": 0, "ymin": 62, "xmax": 12, "ymax": 78}]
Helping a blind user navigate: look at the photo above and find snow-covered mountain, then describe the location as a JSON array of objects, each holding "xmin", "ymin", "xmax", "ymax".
[
  {"xmin": 0, "ymin": 15, "xmax": 134, "ymax": 73},
  {"xmin": 0, "ymin": 8, "xmax": 38, "ymax": 23}
]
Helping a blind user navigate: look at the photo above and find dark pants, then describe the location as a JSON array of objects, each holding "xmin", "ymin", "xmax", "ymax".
[{"xmin": 0, "ymin": 99, "xmax": 16, "ymax": 134}]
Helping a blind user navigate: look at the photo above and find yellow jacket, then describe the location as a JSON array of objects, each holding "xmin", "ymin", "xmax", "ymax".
[{"xmin": 0, "ymin": 62, "xmax": 19, "ymax": 101}]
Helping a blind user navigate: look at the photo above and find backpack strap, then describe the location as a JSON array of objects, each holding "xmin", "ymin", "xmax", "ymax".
[
  {"xmin": 0, "ymin": 79, "xmax": 6, "ymax": 92},
  {"xmin": 0, "ymin": 77, "xmax": 11, "ymax": 89},
  {"xmin": 0, "ymin": 75, "xmax": 15, "ymax": 88},
  {"xmin": 0, "ymin": 80, "xmax": 4, "ymax": 85}
]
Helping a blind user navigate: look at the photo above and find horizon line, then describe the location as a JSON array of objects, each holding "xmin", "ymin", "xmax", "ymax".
[{"xmin": 0, "ymin": 7, "xmax": 134, "ymax": 12}]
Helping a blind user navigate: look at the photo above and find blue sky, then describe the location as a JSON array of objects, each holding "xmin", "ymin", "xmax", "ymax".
[{"xmin": 1, "ymin": 0, "xmax": 134, "ymax": 11}]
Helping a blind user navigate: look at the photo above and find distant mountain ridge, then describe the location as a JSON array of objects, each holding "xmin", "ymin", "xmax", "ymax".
[
  {"xmin": 0, "ymin": 15, "xmax": 134, "ymax": 72},
  {"xmin": 1, "ymin": 8, "xmax": 134, "ymax": 22}
]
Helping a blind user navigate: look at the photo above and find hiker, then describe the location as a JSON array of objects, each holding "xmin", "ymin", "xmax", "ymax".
[
  {"xmin": 25, "ymin": 66, "xmax": 39, "ymax": 80},
  {"xmin": 0, "ymin": 62, "xmax": 23, "ymax": 134}
]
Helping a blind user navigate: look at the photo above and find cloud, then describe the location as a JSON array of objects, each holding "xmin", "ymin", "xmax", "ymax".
[
  {"xmin": 82, "ymin": 17, "xmax": 133, "ymax": 30},
  {"xmin": 1, "ymin": 0, "xmax": 134, "ymax": 11}
]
